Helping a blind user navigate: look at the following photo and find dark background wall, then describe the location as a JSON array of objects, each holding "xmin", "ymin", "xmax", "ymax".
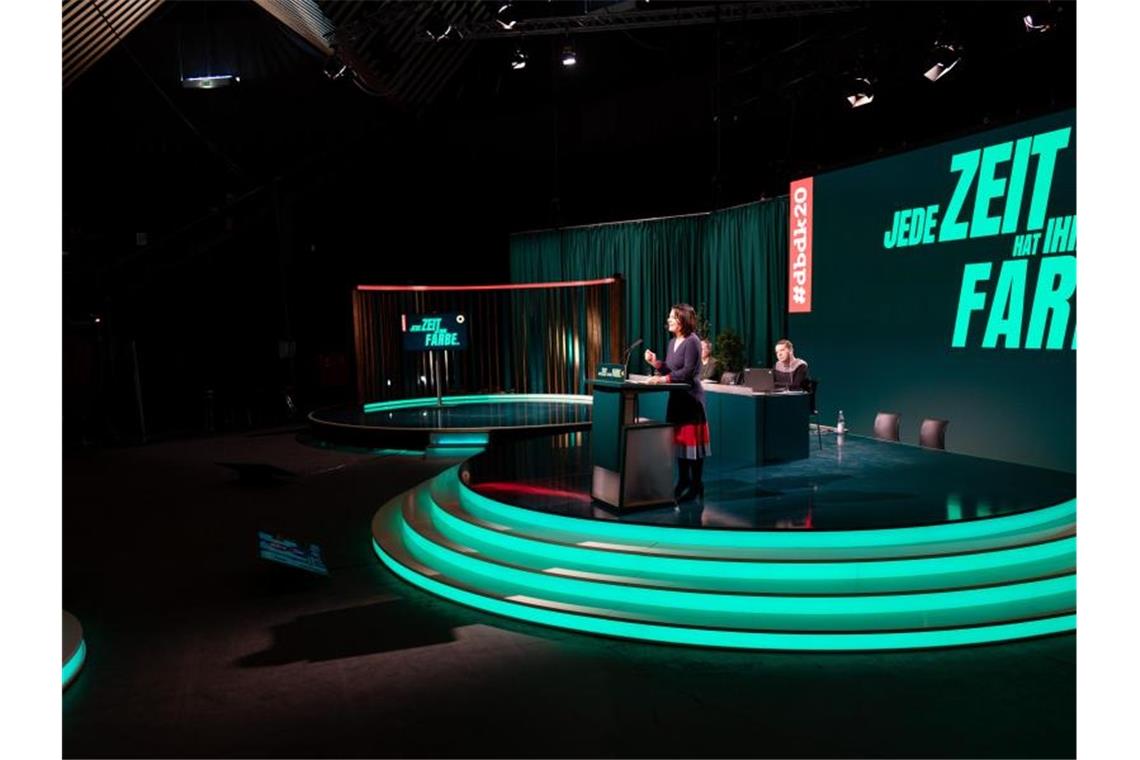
[{"xmin": 63, "ymin": 1, "xmax": 1076, "ymax": 446}]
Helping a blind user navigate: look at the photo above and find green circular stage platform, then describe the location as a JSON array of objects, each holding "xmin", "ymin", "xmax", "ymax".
[{"xmin": 371, "ymin": 434, "xmax": 1075, "ymax": 652}]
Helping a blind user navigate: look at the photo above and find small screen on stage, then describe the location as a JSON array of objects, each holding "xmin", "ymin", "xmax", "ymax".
[
  {"xmin": 258, "ymin": 531, "xmax": 329, "ymax": 575},
  {"xmin": 597, "ymin": 363, "xmax": 626, "ymax": 380},
  {"xmin": 401, "ymin": 313, "xmax": 469, "ymax": 351}
]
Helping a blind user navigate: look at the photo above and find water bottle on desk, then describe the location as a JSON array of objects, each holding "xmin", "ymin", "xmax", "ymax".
[{"xmin": 836, "ymin": 410, "xmax": 846, "ymax": 443}]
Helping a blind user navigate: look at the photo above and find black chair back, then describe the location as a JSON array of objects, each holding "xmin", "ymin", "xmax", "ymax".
[
  {"xmin": 873, "ymin": 412, "xmax": 901, "ymax": 441},
  {"xmin": 804, "ymin": 378, "xmax": 819, "ymax": 414},
  {"xmin": 920, "ymin": 418, "xmax": 950, "ymax": 450}
]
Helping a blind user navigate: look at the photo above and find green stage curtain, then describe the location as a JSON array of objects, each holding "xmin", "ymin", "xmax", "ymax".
[{"xmin": 510, "ymin": 197, "xmax": 788, "ymax": 367}]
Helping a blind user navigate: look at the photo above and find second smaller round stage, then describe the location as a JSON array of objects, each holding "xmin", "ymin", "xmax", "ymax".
[
  {"xmin": 308, "ymin": 394, "xmax": 592, "ymax": 452},
  {"xmin": 63, "ymin": 610, "xmax": 86, "ymax": 690}
]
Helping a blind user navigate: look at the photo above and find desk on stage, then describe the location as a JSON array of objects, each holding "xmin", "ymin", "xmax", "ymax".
[
  {"xmin": 631, "ymin": 375, "xmax": 810, "ymax": 467},
  {"xmin": 589, "ymin": 379, "xmax": 687, "ymax": 510}
]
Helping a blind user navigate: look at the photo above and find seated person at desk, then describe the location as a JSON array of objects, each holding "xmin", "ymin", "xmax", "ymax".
[
  {"xmin": 698, "ymin": 338, "xmax": 722, "ymax": 382},
  {"xmin": 773, "ymin": 338, "xmax": 809, "ymax": 391}
]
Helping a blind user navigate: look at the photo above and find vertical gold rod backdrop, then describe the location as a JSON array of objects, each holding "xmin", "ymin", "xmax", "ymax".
[{"xmin": 350, "ymin": 280, "xmax": 625, "ymax": 402}]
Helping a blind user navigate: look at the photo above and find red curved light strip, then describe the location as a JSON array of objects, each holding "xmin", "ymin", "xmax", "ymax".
[
  {"xmin": 474, "ymin": 481, "xmax": 594, "ymax": 503},
  {"xmin": 356, "ymin": 278, "xmax": 618, "ymax": 292}
]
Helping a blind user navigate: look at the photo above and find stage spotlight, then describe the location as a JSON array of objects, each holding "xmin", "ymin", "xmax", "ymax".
[
  {"xmin": 181, "ymin": 74, "xmax": 238, "ymax": 89},
  {"xmin": 511, "ymin": 46, "xmax": 528, "ymax": 71},
  {"xmin": 845, "ymin": 76, "xmax": 874, "ymax": 108},
  {"xmin": 424, "ymin": 13, "xmax": 453, "ymax": 42},
  {"xmin": 323, "ymin": 55, "xmax": 348, "ymax": 80},
  {"xmin": 923, "ymin": 42, "xmax": 961, "ymax": 82},
  {"xmin": 496, "ymin": 3, "xmax": 518, "ymax": 31},
  {"xmin": 1023, "ymin": 13, "xmax": 1056, "ymax": 33},
  {"xmin": 561, "ymin": 42, "xmax": 577, "ymax": 67}
]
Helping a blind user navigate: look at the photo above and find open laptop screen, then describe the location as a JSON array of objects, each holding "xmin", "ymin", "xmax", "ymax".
[{"xmin": 739, "ymin": 368, "xmax": 776, "ymax": 392}]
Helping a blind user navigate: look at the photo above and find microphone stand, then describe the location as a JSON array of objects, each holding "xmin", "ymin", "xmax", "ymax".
[{"xmin": 621, "ymin": 339, "xmax": 643, "ymax": 380}]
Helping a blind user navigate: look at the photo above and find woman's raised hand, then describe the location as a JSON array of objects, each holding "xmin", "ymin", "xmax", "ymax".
[{"xmin": 644, "ymin": 349, "xmax": 657, "ymax": 364}]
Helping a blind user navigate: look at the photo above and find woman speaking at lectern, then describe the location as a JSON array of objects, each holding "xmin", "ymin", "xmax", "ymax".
[{"xmin": 643, "ymin": 304, "xmax": 710, "ymax": 501}]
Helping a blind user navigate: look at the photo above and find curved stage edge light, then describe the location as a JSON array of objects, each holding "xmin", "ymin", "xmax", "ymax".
[
  {"xmin": 371, "ymin": 467, "xmax": 1076, "ymax": 652},
  {"xmin": 309, "ymin": 394, "xmax": 592, "ymax": 452},
  {"xmin": 373, "ymin": 539, "xmax": 1075, "ymax": 651},
  {"xmin": 362, "ymin": 393, "xmax": 591, "ymax": 415},
  {"xmin": 63, "ymin": 610, "xmax": 86, "ymax": 690}
]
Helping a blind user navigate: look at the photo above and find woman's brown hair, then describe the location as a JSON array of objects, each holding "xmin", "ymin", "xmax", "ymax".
[{"xmin": 671, "ymin": 303, "xmax": 697, "ymax": 337}]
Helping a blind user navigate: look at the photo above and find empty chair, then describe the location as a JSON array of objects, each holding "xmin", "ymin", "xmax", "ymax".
[
  {"xmin": 873, "ymin": 412, "xmax": 901, "ymax": 442},
  {"xmin": 919, "ymin": 418, "xmax": 950, "ymax": 450},
  {"xmin": 804, "ymin": 378, "xmax": 823, "ymax": 450}
]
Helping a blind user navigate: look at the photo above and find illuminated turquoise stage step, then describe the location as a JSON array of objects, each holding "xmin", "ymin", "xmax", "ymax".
[
  {"xmin": 431, "ymin": 468, "xmax": 1075, "ymax": 562},
  {"xmin": 420, "ymin": 489, "xmax": 1075, "ymax": 595},
  {"xmin": 63, "ymin": 610, "xmax": 87, "ymax": 690},
  {"xmin": 372, "ymin": 467, "xmax": 1076, "ymax": 651}
]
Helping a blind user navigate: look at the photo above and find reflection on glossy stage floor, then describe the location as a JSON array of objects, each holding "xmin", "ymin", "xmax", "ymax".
[{"xmin": 462, "ymin": 432, "xmax": 1074, "ymax": 531}]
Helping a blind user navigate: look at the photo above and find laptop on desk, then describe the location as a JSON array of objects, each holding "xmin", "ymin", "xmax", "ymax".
[{"xmin": 739, "ymin": 367, "xmax": 776, "ymax": 393}]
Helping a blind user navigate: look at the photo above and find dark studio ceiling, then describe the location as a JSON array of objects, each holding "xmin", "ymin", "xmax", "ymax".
[{"xmin": 63, "ymin": 1, "xmax": 1076, "ymax": 275}]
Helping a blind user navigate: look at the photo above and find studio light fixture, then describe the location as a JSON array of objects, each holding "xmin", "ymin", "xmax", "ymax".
[
  {"xmin": 845, "ymin": 76, "xmax": 874, "ymax": 108},
  {"xmin": 425, "ymin": 13, "xmax": 453, "ymax": 42},
  {"xmin": 561, "ymin": 41, "xmax": 577, "ymax": 67},
  {"xmin": 323, "ymin": 55, "xmax": 348, "ymax": 80},
  {"xmin": 496, "ymin": 3, "xmax": 518, "ymax": 31},
  {"xmin": 1023, "ymin": 13, "xmax": 1055, "ymax": 33},
  {"xmin": 511, "ymin": 46, "xmax": 528, "ymax": 71},
  {"xmin": 181, "ymin": 74, "xmax": 238, "ymax": 89},
  {"xmin": 176, "ymin": 11, "xmax": 239, "ymax": 92},
  {"xmin": 923, "ymin": 42, "xmax": 962, "ymax": 82}
]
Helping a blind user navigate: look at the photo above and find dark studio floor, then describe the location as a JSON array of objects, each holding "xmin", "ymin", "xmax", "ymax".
[{"xmin": 62, "ymin": 429, "xmax": 1076, "ymax": 758}]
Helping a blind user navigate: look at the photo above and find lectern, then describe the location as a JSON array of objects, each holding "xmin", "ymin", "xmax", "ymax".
[{"xmin": 589, "ymin": 379, "xmax": 687, "ymax": 509}]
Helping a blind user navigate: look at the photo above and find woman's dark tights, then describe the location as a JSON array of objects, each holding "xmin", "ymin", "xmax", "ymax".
[{"xmin": 676, "ymin": 457, "xmax": 704, "ymax": 500}]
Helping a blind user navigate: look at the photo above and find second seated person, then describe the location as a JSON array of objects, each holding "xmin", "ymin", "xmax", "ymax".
[
  {"xmin": 699, "ymin": 338, "xmax": 722, "ymax": 382},
  {"xmin": 773, "ymin": 338, "xmax": 809, "ymax": 391},
  {"xmin": 644, "ymin": 304, "xmax": 711, "ymax": 501}
]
